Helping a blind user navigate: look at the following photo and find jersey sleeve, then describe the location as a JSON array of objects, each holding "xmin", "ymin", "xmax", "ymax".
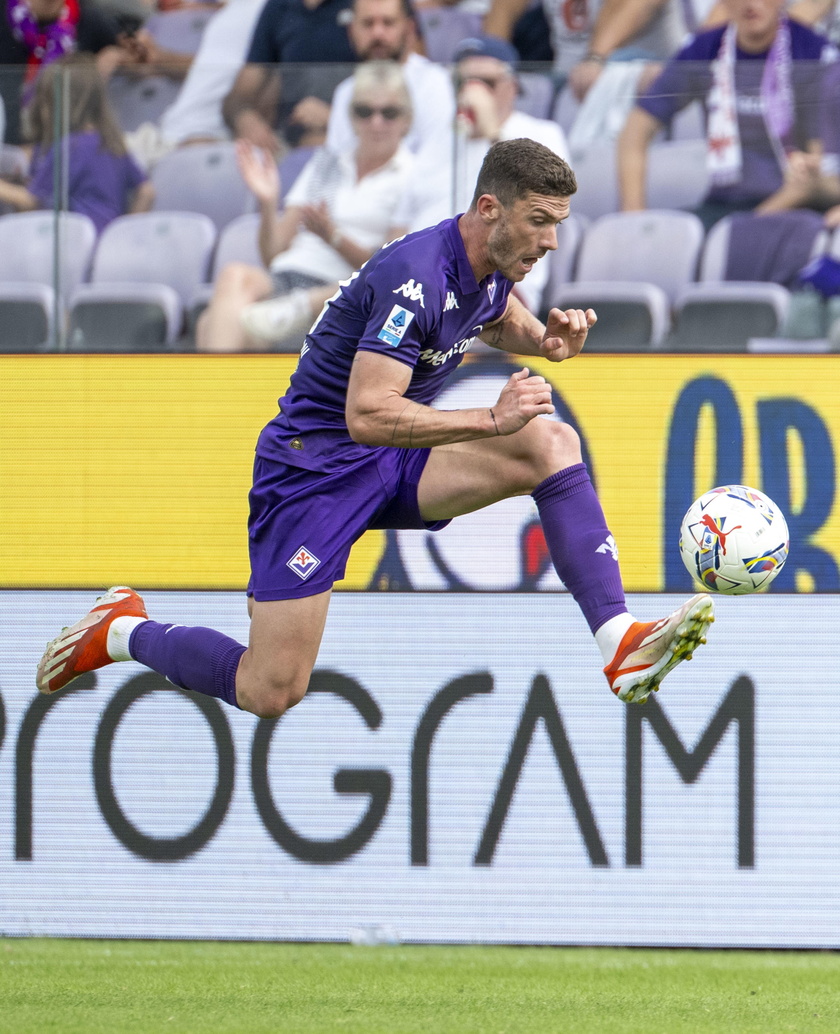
[{"xmin": 354, "ymin": 244, "xmax": 442, "ymax": 369}]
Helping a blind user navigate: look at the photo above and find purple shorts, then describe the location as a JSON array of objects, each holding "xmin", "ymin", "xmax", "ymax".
[{"xmin": 247, "ymin": 448, "xmax": 451, "ymax": 600}]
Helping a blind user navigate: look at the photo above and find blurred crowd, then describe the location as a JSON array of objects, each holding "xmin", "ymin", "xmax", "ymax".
[{"xmin": 2, "ymin": 0, "xmax": 840, "ymax": 350}]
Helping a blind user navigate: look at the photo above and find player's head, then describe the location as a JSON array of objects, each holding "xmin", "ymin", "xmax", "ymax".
[
  {"xmin": 471, "ymin": 138, "xmax": 577, "ymax": 210},
  {"xmin": 471, "ymin": 139, "xmax": 577, "ymax": 283},
  {"xmin": 26, "ymin": 54, "xmax": 127, "ymax": 155},
  {"xmin": 351, "ymin": 0, "xmax": 416, "ymax": 62}
]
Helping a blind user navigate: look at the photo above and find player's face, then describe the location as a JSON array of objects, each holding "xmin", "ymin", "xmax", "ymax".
[
  {"xmin": 351, "ymin": 0, "xmax": 412, "ymax": 61},
  {"xmin": 486, "ymin": 193, "xmax": 570, "ymax": 282}
]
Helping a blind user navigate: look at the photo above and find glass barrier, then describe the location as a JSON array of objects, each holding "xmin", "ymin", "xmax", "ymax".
[{"xmin": 0, "ymin": 56, "xmax": 837, "ymax": 353}]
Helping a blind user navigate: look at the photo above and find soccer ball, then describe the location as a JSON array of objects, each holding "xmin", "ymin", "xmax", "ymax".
[{"xmin": 679, "ymin": 485, "xmax": 789, "ymax": 595}]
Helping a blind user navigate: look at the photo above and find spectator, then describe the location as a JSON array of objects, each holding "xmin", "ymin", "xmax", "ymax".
[
  {"xmin": 483, "ymin": 0, "xmax": 688, "ymax": 91},
  {"xmin": 617, "ymin": 0, "xmax": 835, "ymax": 230},
  {"xmin": 197, "ymin": 60, "xmax": 414, "ymax": 352},
  {"xmin": 0, "ymin": 54, "xmax": 153, "ymax": 231},
  {"xmin": 222, "ymin": 0, "xmax": 356, "ymax": 155},
  {"xmin": 392, "ymin": 34, "xmax": 567, "ymax": 313},
  {"xmin": 325, "ymin": 0, "xmax": 456, "ymax": 159}
]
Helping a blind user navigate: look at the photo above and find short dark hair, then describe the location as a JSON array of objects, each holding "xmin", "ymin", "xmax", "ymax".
[
  {"xmin": 471, "ymin": 139, "xmax": 577, "ymax": 209},
  {"xmin": 353, "ymin": 0, "xmax": 415, "ymax": 20}
]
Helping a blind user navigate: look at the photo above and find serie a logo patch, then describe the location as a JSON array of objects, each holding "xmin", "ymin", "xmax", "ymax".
[{"xmin": 287, "ymin": 546, "xmax": 321, "ymax": 580}]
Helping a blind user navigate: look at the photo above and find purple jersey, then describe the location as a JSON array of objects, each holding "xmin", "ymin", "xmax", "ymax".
[
  {"xmin": 638, "ymin": 19, "xmax": 830, "ymax": 204},
  {"xmin": 256, "ymin": 216, "xmax": 513, "ymax": 473}
]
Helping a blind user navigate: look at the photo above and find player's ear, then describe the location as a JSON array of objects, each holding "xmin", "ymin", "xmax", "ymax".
[{"xmin": 475, "ymin": 193, "xmax": 501, "ymax": 222}]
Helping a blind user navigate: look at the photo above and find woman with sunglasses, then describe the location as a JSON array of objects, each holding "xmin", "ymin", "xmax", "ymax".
[{"xmin": 197, "ymin": 60, "xmax": 414, "ymax": 352}]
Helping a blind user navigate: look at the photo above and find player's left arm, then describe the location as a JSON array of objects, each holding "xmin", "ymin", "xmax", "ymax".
[{"xmin": 479, "ymin": 292, "xmax": 597, "ymax": 361}]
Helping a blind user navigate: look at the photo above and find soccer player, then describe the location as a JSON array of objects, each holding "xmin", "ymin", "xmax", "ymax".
[{"xmin": 37, "ymin": 139, "xmax": 714, "ymax": 713}]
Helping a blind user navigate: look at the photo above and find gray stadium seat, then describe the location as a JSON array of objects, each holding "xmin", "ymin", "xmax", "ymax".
[
  {"xmin": 670, "ymin": 282, "xmax": 791, "ymax": 351},
  {"xmin": 151, "ymin": 141, "xmax": 257, "ymax": 231},
  {"xmin": 646, "ymin": 139, "xmax": 709, "ymax": 211},
  {"xmin": 68, "ymin": 211, "xmax": 216, "ymax": 349},
  {"xmin": 67, "ymin": 282, "xmax": 182, "ymax": 351},
  {"xmin": 551, "ymin": 280, "xmax": 671, "ymax": 349},
  {"xmin": 415, "ymin": 7, "xmax": 483, "ymax": 63},
  {"xmin": 552, "ymin": 210, "xmax": 705, "ymax": 349},
  {"xmin": 0, "ymin": 211, "xmax": 97, "ymax": 350},
  {"xmin": 144, "ymin": 7, "xmax": 215, "ymax": 54},
  {"xmin": 189, "ymin": 211, "xmax": 263, "ymax": 320},
  {"xmin": 515, "ymin": 72, "xmax": 556, "ymax": 119},
  {"xmin": 108, "ymin": 74, "xmax": 182, "ymax": 133},
  {"xmin": 0, "ymin": 282, "xmax": 55, "ymax": 351}
]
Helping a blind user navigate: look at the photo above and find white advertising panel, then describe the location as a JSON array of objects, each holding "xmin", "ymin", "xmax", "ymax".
[{"xmin": 1, "ymin": 590, "xmax": 837, "ymax": 947}]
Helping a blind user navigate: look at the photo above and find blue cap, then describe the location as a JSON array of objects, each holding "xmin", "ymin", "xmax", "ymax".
[{"xmin": 453, "ymin": 35, "xmax": 519, "ymax": 68}]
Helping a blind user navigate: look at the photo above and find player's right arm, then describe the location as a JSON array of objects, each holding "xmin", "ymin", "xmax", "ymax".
[{"xmin": 345, "ymin": 351, "xmax": 555, "ymax": 445}]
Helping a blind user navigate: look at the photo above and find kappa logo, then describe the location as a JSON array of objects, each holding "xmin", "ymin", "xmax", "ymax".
[
  {"xmin": 287, "ymin": 546, "xmax": 321, "ymax": 580},
  {"xmin": 595, "ymin": 534, "xmax": 619, "ymax": 561},
  {"xmin": 393, "ymin": 279, "xmax": 425, "ymax": 308},
  {"xmin": 444, "ymin": 291, "xmax": 459, "ymax": 312},
  {"xmin": 377, "ymin": 304, "xmax": 415, "ymax": 347}
]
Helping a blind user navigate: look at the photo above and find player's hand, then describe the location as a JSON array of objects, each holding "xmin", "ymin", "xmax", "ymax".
[
  {"xmin": 540, "ymin": 307, "xmax": 597, "ymax": 362},
  {"xmin": 491, "ymin": 367, "xmax": 555, "ymax": 434}
]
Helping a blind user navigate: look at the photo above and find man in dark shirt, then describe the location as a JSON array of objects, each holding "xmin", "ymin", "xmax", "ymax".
[{"xmin": 222, "ymin": 0, "xmax": 355, "ymax": 153}]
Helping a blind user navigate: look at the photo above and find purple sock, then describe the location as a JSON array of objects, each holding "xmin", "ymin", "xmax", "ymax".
[
  {"xmin": 532, "ymin": 463, "xmax": 628, "ymax": 634},
  {"xmin": 129, "ymin": 621, "xmax": 245, "ymax": 709}
]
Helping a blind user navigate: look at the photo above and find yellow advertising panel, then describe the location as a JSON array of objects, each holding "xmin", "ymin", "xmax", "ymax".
[{"xmin": 1, "ymin": 354, "xmax": 838, "ymax": 591}]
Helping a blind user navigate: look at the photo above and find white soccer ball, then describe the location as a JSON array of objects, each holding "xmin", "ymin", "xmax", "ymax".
[{"xmin": 679, "ymin": 485, "xmax": 789, "ymax": 595}]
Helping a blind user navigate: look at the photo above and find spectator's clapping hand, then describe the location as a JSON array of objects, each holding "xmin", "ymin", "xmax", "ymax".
[
  {"xmin": 456, "ymin": 80, "xmax": 502, "ymax": 141},
  {"xmin": 300, "ymin": 201, "xmax": 337, "ymax": 246},
  {"xmin": 235, "ymin": 140, "xmax": 281, "ymax": 207},
  {"xmin": 540, "ymin": 307, "xmax": 597, "ymax": 362}
]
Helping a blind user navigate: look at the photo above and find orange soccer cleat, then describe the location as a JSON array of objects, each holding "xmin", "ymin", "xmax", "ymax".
[
  {"xmin": 36, "ymin": 586, "xmax": 148, "ymax": 695},
  {"xmin": 603, "ymin": 594, "xmax": 714, "ymax": 704}
]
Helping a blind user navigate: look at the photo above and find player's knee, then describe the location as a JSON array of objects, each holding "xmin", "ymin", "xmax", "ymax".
[
  {"xmin": 523, "ymin": 419, "xmax": 582, "ymax": 481},
  {"xmin": 244, "ymin": 672, "xmax": 309, "ymax": 720}
]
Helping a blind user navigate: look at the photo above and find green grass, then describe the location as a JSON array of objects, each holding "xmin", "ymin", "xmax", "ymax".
[{"xmin": 1, "ymin": 938, "xmax": 839, "ymax": 1034}]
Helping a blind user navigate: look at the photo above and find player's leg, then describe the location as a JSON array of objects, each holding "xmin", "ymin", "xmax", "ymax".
[
  {"xmin": 417, "ymin": 417, "xmax": 713, "ymax": 703},
  {"xmin": 36, "ymin": 586, "xmax": 331, "ymax": 720}
]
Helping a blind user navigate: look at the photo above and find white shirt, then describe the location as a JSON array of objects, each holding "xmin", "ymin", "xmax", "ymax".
[
  {"xmin": 543, "ymin": 0, "xmax": 687, "ymax": 74},
  {"xmin": 394, "ymin": 111, "xmax": 570, "ymax": 311},
  {"xmin": 271, "ymin": 144, "xmax": 415, "ymax": 282},
  {"xmin": 160, "ymin": 0, "xmax": 267, "ymax": 146},
  {"xmin": 325, "ymin": 52, "xmax": 456, "ymax": 163}
]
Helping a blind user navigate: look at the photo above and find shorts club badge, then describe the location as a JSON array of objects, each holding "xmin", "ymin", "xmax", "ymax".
[{"xmin": 287, "ymin": 546, "xmax": 321, "ymax": 580}]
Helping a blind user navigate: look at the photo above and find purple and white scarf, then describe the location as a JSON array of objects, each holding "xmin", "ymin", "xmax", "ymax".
[
  {"xmin": 7, "ymin": 0, "xmax": 80, "ymax": 82},
  {"xmin": 706, "ymin": 19, "xmax": 794, "ymax": 186}
]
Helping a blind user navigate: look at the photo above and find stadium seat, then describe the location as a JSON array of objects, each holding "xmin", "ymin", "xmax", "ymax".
[
  {"xmin": 566, "ymin": 139, "xmax": 618, "ymax": 220},
  {"xmin": 515, "ymin": 72, "xmax": 556, "ymax": 119},
  {"xmin": 0, "ymin": 282, "xmax": 55, "ymax": 351},
  {"xmin": 278, "ymin": 146, "xmax": 316, "ymax": 204},
  {"xmin": 151, "ymin": 141, "xmax": 257, "ymax": 231},
  {"xmin": 699, "ymin": 209, "xmax": 825, "ymax": 285},
  {"xmin": 550, "ymin": 84, "xmax": 580, "ymax": 134},
  {"xmin": 415, "ymin": 7, "xmax": 483, "ymax": 63},
  {"xmin": 189, "ymin": 211, "xmax": 263, "ymax": 320},
  {"xmin": 669, "ymin": 281, "xmax": 791, "ymax": 351},
  {"xmin": 551, "ymin": 280, "xmax": 671, "ymax": 349},
  {"xmin": 0, "ymin": 210, "xmax": 97, "ymax": 301},
  {"xmin": 548, "ymin": 210, "xmax": 704, "ymax": 348},
  {"xmin": 67, "ymin": 282, "xmax": 182, "ymax": 351},
  {"xmin": 108, "ymin": 73, "xmax": 182, "ymax": 133},
  {"xmin": 646, "ymin": 139, "xmax": 709, "ymax": 211},
  {"xmin": 68, "ymin": 211, "xmax": 216, "ymax": 349},
  {"xmin": 144, "ymin": 7, "xmax": 215, "ymax": 54}
]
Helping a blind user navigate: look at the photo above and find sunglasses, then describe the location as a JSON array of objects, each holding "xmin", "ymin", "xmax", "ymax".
[
  {"xmin": 351, "ymin": 103, "xmax": 406, "ymax": 121},
  {"xmin": 453, "ymin": 75, "xmax": 506, "ymax": 91}
]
